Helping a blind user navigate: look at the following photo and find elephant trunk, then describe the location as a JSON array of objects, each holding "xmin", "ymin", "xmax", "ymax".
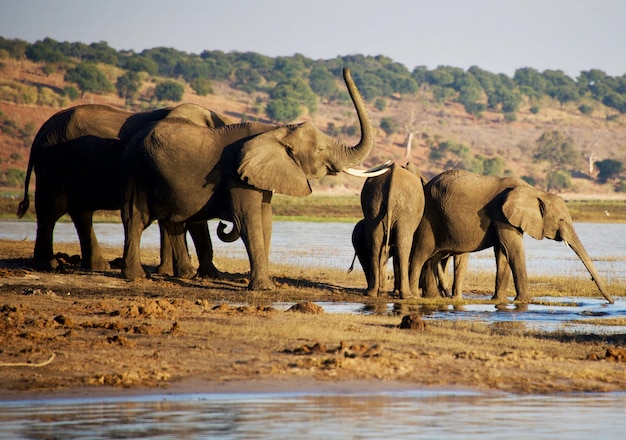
[
  {"xmin": 566, "ymin": 231, "xmax": 614, "ymax": 304},
  {"xmin": 335, "ymin": 68, "xmax": 375, "ymax": 168}
]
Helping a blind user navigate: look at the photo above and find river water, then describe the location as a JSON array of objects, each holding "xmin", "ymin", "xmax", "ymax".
[{"xmin": 1, "ymin": 220, "xmax": 626, "ymax": 438}]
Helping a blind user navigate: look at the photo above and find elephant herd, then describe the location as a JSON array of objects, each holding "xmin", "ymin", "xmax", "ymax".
[
  {"xmin": 353, "ymin": 163, "xmax": 613, "ymax": 304},
  {"xmin": 16, "ymin": 67, "xmax": 613, "ymax": 304}
]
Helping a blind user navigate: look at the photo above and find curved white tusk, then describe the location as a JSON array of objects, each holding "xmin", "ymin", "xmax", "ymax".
[{"xmin": 343, "ymin": 160, "xmax": 393, "ymax": 177}]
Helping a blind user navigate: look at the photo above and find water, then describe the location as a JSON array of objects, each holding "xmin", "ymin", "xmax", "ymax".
[
  {"xmin": 2, "ymin": 220, "xmax": 625, "ymax": 282},
  {"xmin": 1, "ymin": 390, "xmax": 625, "ymax": 439},
  {"xmin": 1, "ymin": 220, "xmax": 626, "ymax": 437}
]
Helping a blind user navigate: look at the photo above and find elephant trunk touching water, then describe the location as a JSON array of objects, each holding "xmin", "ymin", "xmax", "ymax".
[{"xmin": 411, "ymin": 169, "xmax": 614, "ymax": 304}]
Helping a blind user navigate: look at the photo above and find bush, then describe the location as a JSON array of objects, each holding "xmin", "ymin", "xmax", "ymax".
[
  {"xmin": 190, "ymin": 78, "xmax": 213, "ymax": 96},
  {"xmin": 546, "ymin": 170, "xmax": 572, "ymax": 191},
  {"xmin": 154, "ymin": 80, "xmax": 185, "ymax": 102},
  {"xmin": 380, "ymin": 117, "xmax": 398, "ymax": 136},
  {"xmin": 63, "ymin": 85, "xmax": 80, "ymax": 100}
]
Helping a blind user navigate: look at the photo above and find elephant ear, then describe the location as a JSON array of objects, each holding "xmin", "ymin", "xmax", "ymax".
[
  {"xmin": 237, "ymin": 129, "xmax": 312, "ymax": 196},
  {"xmin": 501, "ymin": 186, "xmax": 545, "ymax": 240}
]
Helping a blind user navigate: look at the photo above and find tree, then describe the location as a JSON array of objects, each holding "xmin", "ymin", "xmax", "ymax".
[
  {"xmin": 190, "ymin": 78, "xmax": 212, "ymax": 96},
  {"xmin": 482, "ymin": 157, "xmax": 506, "ymax": 176},
  {"xmin": 64, "ymin": 63, "xmax": 114, "ymax": 96},
  {"xmin": 380, "ymin": 117, "xmax": 398, "ymax": 137},
  {"xmin": 595, "ymin": 159, "xmax": 623, "ymax": 182},
  {"xmin": 265, "ymin": 97, "xmax": 301, "ymax": 122},
  {"xmin": 116, "ymin": 71, "xmax": 140, "ymax": 101},
  {"xmin": 546, "ymin": 170, "xmax": 572, "ymax": 191},
  {"xmin": 533, "ymin": 130, "xmax": 581, "ymax": 171},
  {"xmin": 309, "ymin": 66, "xmax": 337, "ymax": 97},
  {"xmin": 154, "ymin": 80, "xmax": 184, "ymax": 102}
]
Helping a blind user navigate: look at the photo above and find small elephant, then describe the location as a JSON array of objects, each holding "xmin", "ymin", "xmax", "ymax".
[
  {"xmin": 356, "ymin": 162, "xmax": 425, "ymax": 298},
  {"xmin": 410, "ymin": 169, "xmax": 614, "ymax": 304},
  {"xmin": 120, "ymin": 68, "xmax": 389, "ymax": 290},
  {"xmin": 351, "ymin": 217, "xmax": 469, "ymax": 298},
  {"xmin": 16, "ymin": 103, "xmax": 235, "ymax": 275}
]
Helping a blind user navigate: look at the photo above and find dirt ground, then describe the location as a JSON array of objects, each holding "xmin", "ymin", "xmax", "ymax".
[{"xmin": 1, "ymin": 239, "xmax": 625, "ymax": 400}]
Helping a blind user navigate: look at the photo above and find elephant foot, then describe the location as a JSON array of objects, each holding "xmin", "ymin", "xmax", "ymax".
[
  {"xmin": 32, "ymin": 258, "xmax": 58, "ymax": 272},
  {"xmin": 173, "ymin": 261, "xmax": 197, "ymax": 279},
  {"xmin": 84, "ymin": 257, "xmax": 110, "ymax": 272},
  {"xmin": 121, "ymin": 265, "xmax": 147, "ymax": 281},
  {"xmin": 155, "ymin": 263, "xmax": 174, "ymax": 277},
  {"xmin": 491, "ymin": 293, "xmax": 509, "ymax": 303},
  {"xmin": 248, "ymin": 278, "xmax": 276, "ymax": 291},
  {"xmin": 514, "ymin": 294, "xmax": 532, "ymax": 303},
  {"xmin": 197, "ymin": 264, "xmax": 221, "ymax": 280},
  {"xmin": 364, "ymin": 288, "xmax": 378, "ymax": 298}
]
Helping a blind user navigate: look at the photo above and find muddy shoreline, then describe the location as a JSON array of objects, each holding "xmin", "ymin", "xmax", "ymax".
[{"xmin": 1, "ymin": 239, "xmax": 625, "ymax": 399}]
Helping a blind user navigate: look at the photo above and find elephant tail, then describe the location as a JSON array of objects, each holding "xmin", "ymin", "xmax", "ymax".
[
  {"xmin": 348, "ymin": 253, "xmax": 357, "ymax": 273},
  {"xmin": 217, "ymin": 221, "xmax": 239, "ymax": 243},
  {"xmin": 16, "ymin": 153, "xmax": 34, "ymax": 218}
]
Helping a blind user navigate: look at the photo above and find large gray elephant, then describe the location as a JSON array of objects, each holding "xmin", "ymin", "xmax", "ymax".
[
  {"xmin": 410, "ymin": 169, "xmax": 614, "ymax": 304},
  {"xmin": 355, "ymin": 162, "xmax": 425, "ymax": 298},
  {"xmin": 16, "ymin": 102, "xmax": 236, "ymax": 274},
  {"xmin": 120, "ymin": 68, "xmax": 388, "ymax": 290}
]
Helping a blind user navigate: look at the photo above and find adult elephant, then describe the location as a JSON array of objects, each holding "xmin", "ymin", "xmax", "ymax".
[
  {"xmin": 410, "ymin": 169, "xmax": 614, "ymax": 304},
  {"xmin": 120, "ymin": 68, "xmax": 388, "ymax": 290},
  {"xmin": 16, "ymin": 102, "xmax": 235, "ymax": 273},
  {"xmin": 355, "ymin": 162, "xmax": 425, "ymax": 298}
]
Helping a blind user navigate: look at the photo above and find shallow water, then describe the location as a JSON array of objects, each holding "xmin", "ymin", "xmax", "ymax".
[
  {"xmin": 1, "ymin": 390, "xmax": 626, "ymax": 439},
  {"xmin": 2, "ymin": 220, "xmax": 625, "ymax": 282}
]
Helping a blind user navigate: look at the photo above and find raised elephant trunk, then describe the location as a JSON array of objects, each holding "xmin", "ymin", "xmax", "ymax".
[
  {"xmin": 565, "ymin": 230, "xmax": 614, "ymax": 304},
  {"xmin": 335, "ymin": 68, "xmax": 375, "ymax": 168}
]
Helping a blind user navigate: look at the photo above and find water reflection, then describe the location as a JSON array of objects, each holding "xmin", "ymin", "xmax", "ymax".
[{"xmin": 1, "ymin": 390, "xmax": 625, "ymax": 439}]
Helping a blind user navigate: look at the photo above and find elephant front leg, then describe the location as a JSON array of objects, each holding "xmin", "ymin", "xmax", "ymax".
[
  {"xmin": 496, "ymin": 227, "xmax": 531, "ymax": 302},
  {"xmin": 230, "ymin": 185, "xmax": 275, "ymax": 291},
  {"xmin": 69, "ymin": 209, "xmax": 110, "ymax": 271},
  {"xmin": 491, "ymin": 246, "xmax": 511, "ymax": 302}
]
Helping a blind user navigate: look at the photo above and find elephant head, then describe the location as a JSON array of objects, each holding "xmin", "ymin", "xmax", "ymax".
[
  {"xmin": 237, "ymin": 68, "xmax": 382, "ymax": 197},
  {"xmin": 502, "ymin": 186, "xmax": 614, "ymax": 304}
]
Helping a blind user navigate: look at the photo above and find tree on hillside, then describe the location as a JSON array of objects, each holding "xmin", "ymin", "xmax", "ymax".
[
  {"xmin": 543, "ymin": 70, "xmax": 580, "ymax": 107},
  {"xmin": 154, "ymin": 80, "xmax": 185, "ymax": 102},
  {"xmin": 116, "ymin": 71, "xmax": 140, "ymax": 101},
  {"xmin": 64, "ymin": 63, "xmax": 114, "ymax": 96},
  {"xmin": 533, "ymin": 130, "xmax": 581, "ymax": 172},
  {"xmin": 595, "ymin": 159, "xmax": 623, "ymax": 182},
  {"xmin": 265, "ymin": 98, "xmax": 301, "ymax": 122},
  {"xmin": 309, "ymin": 66, "xmax": 337, "ymax": 98}
]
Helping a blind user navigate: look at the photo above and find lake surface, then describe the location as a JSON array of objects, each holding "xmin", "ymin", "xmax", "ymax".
[
  {"xmin": 2, "ymin": 220, "xmax": 625, "ymax": 282},
  {"xmin": 1, "ymin": 390, "xmax": 626, "ymax": 439},
  {"xmin": 1, "ymin": 220, "xmax": 626, "ymax": 437}
]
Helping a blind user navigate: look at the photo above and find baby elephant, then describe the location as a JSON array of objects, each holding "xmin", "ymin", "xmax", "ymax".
[
  {"xmin": 351, "ymin": 219, "xmax": 468, "ymax": 298},
  {"xmin": 354, "ymin": 162, "xmax": 425, "ymax": 298}
]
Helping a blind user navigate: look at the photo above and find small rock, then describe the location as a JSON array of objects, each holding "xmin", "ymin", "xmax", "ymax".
[
  {"xmin": 287, "ymin": 302, "xmax": 324, "ymax": 314},
  {"xmin": 398, "ymin": 313, "xmax": 426, "ymax": 331}
]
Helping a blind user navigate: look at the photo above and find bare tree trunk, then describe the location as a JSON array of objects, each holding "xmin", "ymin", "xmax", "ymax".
[{"xmin": 405, "ymin": 132, "xmax": 413, "ymax": 158}]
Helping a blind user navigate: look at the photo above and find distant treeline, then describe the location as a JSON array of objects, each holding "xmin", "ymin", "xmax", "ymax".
[{"xmin": 1, "ymin": 36, "xmax": 626, "ymax": 120}]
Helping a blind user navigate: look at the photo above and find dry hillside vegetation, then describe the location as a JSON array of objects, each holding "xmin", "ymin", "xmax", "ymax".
[{"xmin": 1, "ymin": 58, "xmax": 625, "ymax": 197}]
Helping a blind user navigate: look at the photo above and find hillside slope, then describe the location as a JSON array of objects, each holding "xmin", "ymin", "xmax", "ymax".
[{"xmin": 1, "ymin": 58, "xmax": 625, "ymax": 199}]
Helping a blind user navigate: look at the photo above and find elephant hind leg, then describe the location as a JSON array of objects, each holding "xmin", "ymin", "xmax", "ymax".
[
  {"xmin": 69, "ymin": 209, "xmax": 110, "ymax": 271},
  {"xmin": 161, "ymin": 220, "xmax": 196, "ymax": 279},
  {"xmin": 33, "ymin": 190, "xmax": 67, "ymax": 270}
]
